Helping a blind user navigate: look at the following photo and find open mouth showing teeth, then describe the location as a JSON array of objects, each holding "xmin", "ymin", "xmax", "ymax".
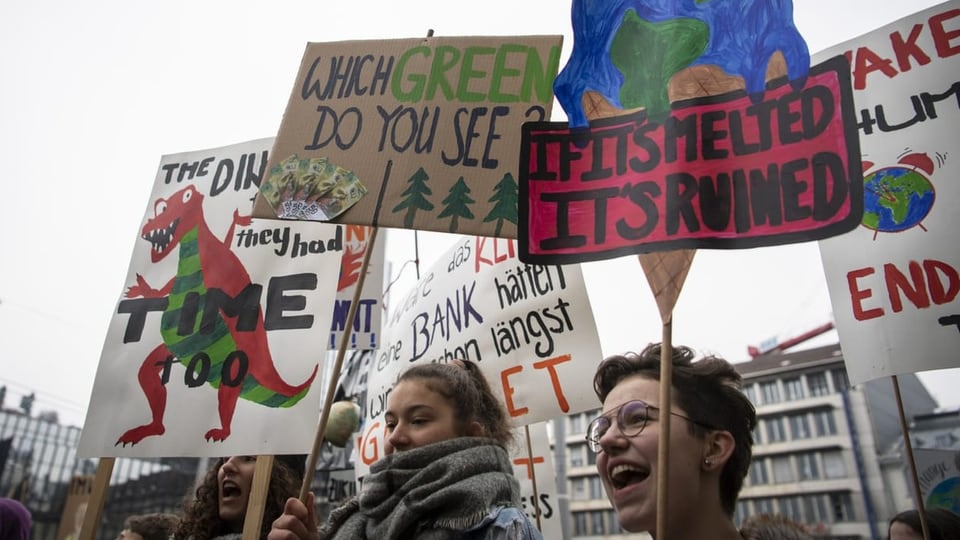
[
  {"xmin": 144, "ymin": 217, "xmax": 179, "ymax": 253},
  {"xmin": 222, "ymin": 481, "xmax": 242, "ymax": 498},
  {"xmin": 610, "ymin": 464, "xmax": 649, "ymax": 490}
]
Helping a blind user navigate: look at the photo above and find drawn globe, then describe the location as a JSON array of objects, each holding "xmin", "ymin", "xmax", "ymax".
[
  {"xmin": 926, "ymin": 476, "xmax": 960, "ymax": 514},
  {"xmin": 862, "ymin": 166, "xmax": 935, "ymax": 233}
]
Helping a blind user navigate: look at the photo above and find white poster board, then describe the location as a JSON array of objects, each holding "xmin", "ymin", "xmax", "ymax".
[
  {"xmin": 78, "ymin": 138, "xmax": 341, "ymax": 458},
  {"xmin": 329, "ymin": 226, "xmax": 385, "ymax": 351},
  {"xmin": 354, "ymin": 235, "xmax": 601, "ymax": 474},
  {"xmin": 511, "ymin": 423, "xmax": 562, "ymax": 540},
  {"xmin": 817, "ymin": 2, "xmax": 960, "ymax": 384},
  {"xmin": 912, "ymin": 448, "xmax": 960, "ymax": 514}
]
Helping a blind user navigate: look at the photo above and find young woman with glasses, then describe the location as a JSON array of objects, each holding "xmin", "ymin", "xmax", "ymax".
[{"xmin": 588, "ymin": 342, "xmax": 756, "ymax": 539}]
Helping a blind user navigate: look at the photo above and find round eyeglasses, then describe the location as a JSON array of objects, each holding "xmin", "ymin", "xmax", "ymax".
[{"xmin": 585, "ymin": 399, "xmax": 713, "ymax": 453}]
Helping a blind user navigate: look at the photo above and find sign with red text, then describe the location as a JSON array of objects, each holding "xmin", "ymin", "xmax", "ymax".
[
  {"xmin": 354, "ymin": 236, "xmax": 601, "ymax": 475},
  {"xmin": 329, "ymin": 226, "xmax": 385, "ymax": 351},
  {"xmin": 519, "ymin": 56, "xmax": 864, "ymax": 264},
  {"xmin": 78, "ymin": 138, "xmax": 341, "ymax": 458},
  {"xmin": 511, "ymin": 423, "xmax": 562, "ymax": 539},
  {"xmin": 252, "ymin": 36, "xmax": 562, "ymax": 239},
  {"xmin": 817, "ymin": 2, "xmax": 960, "ymax": 384}
]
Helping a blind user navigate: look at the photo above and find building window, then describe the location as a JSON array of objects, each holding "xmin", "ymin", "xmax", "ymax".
[
  {"xmin": 755, "ymin": 498, "xmax": 774, "ymax": 514},
  {"xmin": 573, "ymin": 512, "xmax": 587, "ymax": 536},
  {"xmin": 766, "ymin": 417, "xmax": 787, "ymax": 443},
  {"xmin": 797, "ymin": 452, "xmax": 820, "ymax": 480},
  {"xmin": 784, "ymin": 377, "xmax": 804, "ymax": 401},
  {"xmin": 568, "ymin": 413, "xmax": 584, "ymax": 434},
  {"xmin": 789, "ymin": 413, "xmax": 811, "ymax": 439},
  {"xmin": 591, "ymin": 510, "xmax": 605, "ymax": 535},
  {"xmin": 780, "ymin": 496, "xmax": 803, "ymax": 522},
  {"xmin": 735, "ymin": 500, "xmax": 749, "ymax": 526},
  {"xmin": 772, "ymin": 455, "xmax": 795, "ymax": 483},
  {"xmin": 571, "ymin": 478, "xmax": 587, "ymax": 501},
  {"xmin": 814, "ymin": 410, "xmax": 837, "ymax": 436},
  {"xmin": 760, "ymin": 381, "xmax": 781, "ymax": 404},
  {"xmin": 570, "ymin": 444, "xmax": 585, "ymax": 468},
  {"xmin": 804, "ymin": 494, "xmax": 831, "ymax": 523},
  {"xmin": 744, "ymin": 383, "xmax": 759, "ymax": 405},
  {"xmin": 823, "ymin": 450, "xmax": 847, "ymax": 479},
  {"xmin": 807, "ymin": 372, "xmax": 829, "ymax": 396},
  {"xmin": 830, "ymin": 492, "xmax": 855, "ymax": 521},
  {"xmin": 752, "ymin": 423, "xmax": 763, "ymax": 445},
  {"xmin": 606, "ymin": 510, "xmax": 621, "ymax": 534},
  {"xmin": 749, "ymin": 458, "xmax": 769, "ymax": 485},
  {"xmin": 832, "ymin": 369, "xmax": 850, "ymax": 391},
  {"xmin": 589, "ymin": 476, "xmax": 604, "ymax": 499}
]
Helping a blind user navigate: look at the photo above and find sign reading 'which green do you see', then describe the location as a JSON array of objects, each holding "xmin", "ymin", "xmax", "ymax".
[{"xmin": 253, "ymin": 36, "xmax": 563, "ymax": 239}]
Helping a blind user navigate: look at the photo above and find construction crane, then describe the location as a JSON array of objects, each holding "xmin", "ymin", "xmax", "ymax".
[{"xmin": 747, "ymin": 322, "xmax": 835, "ymax": 358}]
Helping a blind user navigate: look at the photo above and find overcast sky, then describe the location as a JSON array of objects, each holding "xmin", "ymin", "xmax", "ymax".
[{"xmin": 0, "ymin": 0, "xmax": 955, "ymax": 428}]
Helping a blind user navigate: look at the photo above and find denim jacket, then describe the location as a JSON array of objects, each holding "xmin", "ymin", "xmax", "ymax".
[{"xmin": 460, "ymin": 506, "xmax": 544, "ymax": 540}]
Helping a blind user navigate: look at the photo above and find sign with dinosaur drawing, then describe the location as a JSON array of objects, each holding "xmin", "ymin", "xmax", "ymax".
[
  {"xmin": 250, "ymin": 35, "xmax": 563, "ymax": 239},
  {"xmin": 817, "ymin": 2, "xmax": 960, "ymax": 384},
  {"xmin": 78, "ymin": 138, "xmax": 343, "ymax": 458},
  {"xmin": 517, "ymin": 0, "xmax": 864, "ymax": 264}
]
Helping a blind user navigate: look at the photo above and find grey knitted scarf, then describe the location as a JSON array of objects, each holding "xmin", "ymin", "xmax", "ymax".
[{"xmin": 319, "ymin": 437, "xmax": 521, "ymax": 540}]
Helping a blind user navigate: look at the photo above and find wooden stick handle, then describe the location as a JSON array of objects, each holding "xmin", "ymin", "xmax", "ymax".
[
  {"xmin": 78, "ymin": 457, "xmax": 114, "ymax": 540},
  {"xmin": 299, "ymin": 226, "xmax": 379, "ymax": 501},
  {"xmin": 655, "ymin": 321, "xmax": 673, "ymax": 540}
]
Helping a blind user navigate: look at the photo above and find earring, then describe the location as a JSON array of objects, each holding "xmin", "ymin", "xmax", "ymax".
[{"xmin": 704, "ymin": 459, "xmax": 712, "ymax": 466}]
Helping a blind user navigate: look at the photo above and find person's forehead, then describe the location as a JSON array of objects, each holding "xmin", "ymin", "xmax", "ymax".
[{"xmin": 604, "ymin": 375, "xmax": 660, "ymax": 408}]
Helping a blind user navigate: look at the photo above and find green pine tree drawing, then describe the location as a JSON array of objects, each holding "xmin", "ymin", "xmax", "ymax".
[
  {"xmin": 392, "ymin": 167, "xmax": 434, "ymax": 228},
  {"xmin": 482, "ymin": 172, "xmax": 519, "ymax": 236},
  {"xmin": 438, "ymin": 176, "xmax": 475, "ymax": 233}
]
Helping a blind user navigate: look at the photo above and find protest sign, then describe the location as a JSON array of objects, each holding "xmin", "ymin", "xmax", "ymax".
[
  {"xmin": 817, "ymin": 2, "xmax": 960, "ymax": 384},
  {"xmin": 78, "ymin": 138, "xmax": 342, "ymax": 458},
  {"xmin": 353, "ymin": 235, "xmax": 601, "ymax": 475},
  {"xmin": 519, "ymin": 57, "xmax": 863, "ymax": 264},
  {"xmin": 329, "ymin": 226, "xmax": 384, "ymax": 351},
  {"xmin": 251, "ymin": 36, "xmax": 563, "ymax": 239},
  {"xmin": 912, "ymin": 448, "xmax": 960, "ymax": 514},
  {"xmin": 511, "ymin": 423, "xmax": 562, "ymax": 539}
]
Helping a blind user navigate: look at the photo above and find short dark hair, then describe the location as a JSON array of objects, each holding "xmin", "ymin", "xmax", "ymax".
[
  {"xmin": 593, "ymin": 342, "xmax": 756, "ymax": 516},
  {"xmin": 889, "ymin": 508, "xmax": 960, "ymax": 540},
  {"xmin": 398, "ymin": 360, "xmax": 514, "ymax": 448},
  {"xmin": 124, "ymin": 513, "xmax": 179, "ymax": 540},
  {"xmin": 740, "ymin": 513, "xmax": 812, "ymax": 540}
]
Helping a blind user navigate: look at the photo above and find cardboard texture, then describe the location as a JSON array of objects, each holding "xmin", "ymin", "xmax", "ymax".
[{"xmin": 253, "ymin": 35, "xmax": 563, "ymax": 238}]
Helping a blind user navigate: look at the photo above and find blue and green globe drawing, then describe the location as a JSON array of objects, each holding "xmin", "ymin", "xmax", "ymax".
[
  {"xmin": 862, "ymin": 166, "xmax": 935, "ymax": 233},
  {"xmin": 927, "ymin": 476, "xmax": 960, "ymax": 514}
]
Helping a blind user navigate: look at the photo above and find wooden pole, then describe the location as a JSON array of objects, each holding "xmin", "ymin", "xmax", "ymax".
[
  {"xmin": 77, "ymin": 457, "xmax": 114, "ymax": 540},
  {"xmin": 242, "ymin": 455, "xmax": 276, "ymax": 540},
  {"xmin": 523, "ymin": 425, "xmax": 543, "ymax": 531},
  {"xmin": 300, "ymin": 227, "xmax": 380, "ymax": 501},
  {"xmin": 655, "ymin": 321, "xmax": 673, "ymax": 540},
  {"xmin": 892, "ymin": 375, "xmax": 932, "ymax": 540}
]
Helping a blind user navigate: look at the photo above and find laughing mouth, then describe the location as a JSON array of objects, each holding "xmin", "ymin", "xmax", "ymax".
[
  {"xmin": 221, "ymin": 480, "xmax": 242, "ymax": 499},
  {"xmin": 610, "ymin": 463, "xmax": 650, "ymax": 490}
]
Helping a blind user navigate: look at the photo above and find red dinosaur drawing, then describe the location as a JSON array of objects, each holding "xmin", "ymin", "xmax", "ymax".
[{"xmin": 118, "ymin": 185, "xmax": 317, "ymax": 445}]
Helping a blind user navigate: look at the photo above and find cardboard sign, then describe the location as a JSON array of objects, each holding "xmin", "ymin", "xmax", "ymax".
[
  {"xmin": 519, "ymin": 56, "xmax": 864, "ymax": 264},
  {"xmin": 252, "ymin": 36, "xmax": 563, "ymax": 239},
  {"xmin": 78, "ymin": 138, "xmax": 342, "ymax": 458},
  {"xmin": 817, "ymin": 2, "xmax": 960, "ymax": 384},
  {"xmin": 353, "ymin": 235, "xmax": 601, "ymax": 475}
]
